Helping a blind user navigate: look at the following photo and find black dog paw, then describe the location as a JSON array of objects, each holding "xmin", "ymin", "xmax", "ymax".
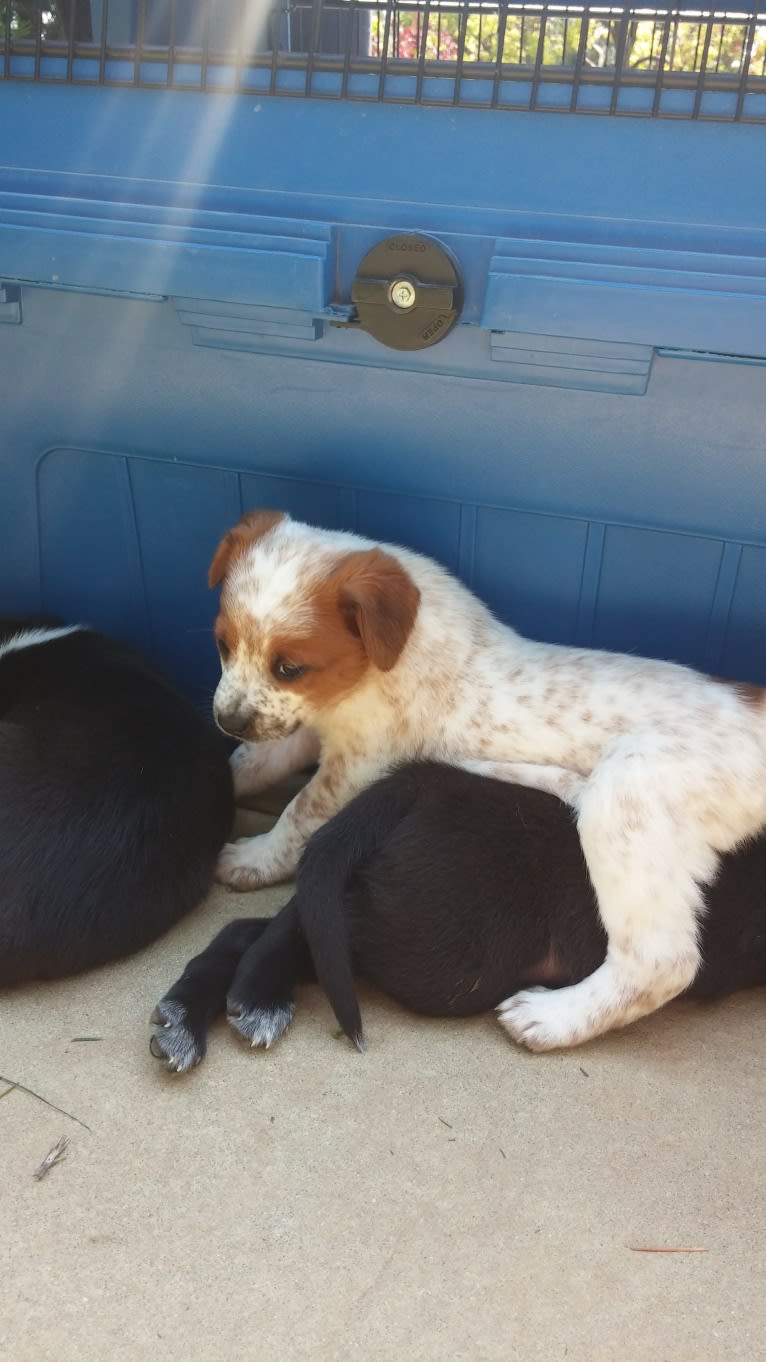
[
  {"xmin": 226, "ymin": 999, "xmax": 295, "ymax": 1049},
  {"xmin": 149, "ymin": 998, "xmax": 207, "ymax": 1074}
]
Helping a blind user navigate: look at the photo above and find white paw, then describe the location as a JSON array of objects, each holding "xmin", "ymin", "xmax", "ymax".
[
  {"xmin": 227, "ymin": 1002, "xmax": 295, "ymax": 1048},
  {"xmin": 497, "ymin": 986, "xmax": 587, "ymax": 1052},
  {"xmin": 215, "ymin": 838, "xmax": 272, "ymax": 891}
]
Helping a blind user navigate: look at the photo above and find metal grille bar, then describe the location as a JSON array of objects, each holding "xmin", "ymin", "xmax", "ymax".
[{"xmin": 1, "ymin": 2, "xmax": 765, "ymax": 122}]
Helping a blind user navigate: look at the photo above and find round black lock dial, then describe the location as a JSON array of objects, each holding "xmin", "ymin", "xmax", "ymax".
[{"xmin": 350, "ymin": 234, "xmax": 463, "ymax": 351}]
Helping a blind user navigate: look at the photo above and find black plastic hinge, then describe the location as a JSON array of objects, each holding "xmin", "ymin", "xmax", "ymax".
[{"xmin": 0, "ymin": 284, "xmax": 22, "ymax": 325}]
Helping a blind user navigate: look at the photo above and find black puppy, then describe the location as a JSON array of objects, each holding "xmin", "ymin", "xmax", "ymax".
[
  {"xmin": 151, "ymin": 761, "xmax": 766, "ymax": 1071},
  {"xmin": 0, "ymin": 615, "xmax": 233, "ymax": 984}
]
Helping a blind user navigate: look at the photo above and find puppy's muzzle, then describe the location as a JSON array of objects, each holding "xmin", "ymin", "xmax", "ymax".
[{"xmin": 214, "ymin": 702, "xmax": 257, "ymax": 740}]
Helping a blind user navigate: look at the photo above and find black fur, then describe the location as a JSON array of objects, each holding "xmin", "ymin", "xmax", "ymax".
[
  {"xmin": 151, "ymin": 761, "xmax": 766, "ymax": 1070},
  {"xmin": 150, "ymin": 906, "xmax": 313, "ymax": 1071},
  {"xmin": 0, "ymin": 615, "xmax": 234, "ymax": 985}
]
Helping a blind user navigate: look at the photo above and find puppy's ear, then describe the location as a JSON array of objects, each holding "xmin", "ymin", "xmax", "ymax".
[
  {"xmin": 208, "ymin": 510, "xmax": 287, "ymax": 589},
  {"xmin": 335, "ymin": 549, "xmax": 420, "ymax": 671}
]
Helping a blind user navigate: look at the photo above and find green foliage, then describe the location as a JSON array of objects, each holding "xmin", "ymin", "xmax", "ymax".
[
  {"xmin": 3, "ymin": 0, "xmax": 70, "ymax": 40},
  {"xmin": 2, "ymin": 0, "xmax": 764, "ymax": 85},
  {"xmin": 372, "ymin": 9, "xmax": 766, "ymax": 78}
]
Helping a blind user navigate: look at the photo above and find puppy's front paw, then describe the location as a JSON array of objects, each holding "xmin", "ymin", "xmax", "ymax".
[
  {"xmin": 215, "ymin": 838, "xmax": 270, "ymax": 891},
  {"xmin": 497, "ymin": 987, "xmax": 578, "ymax": 1052},
  {"xmin": 149, "ymin": 999, "xmax": 207, "ymax": 1074},
  {"xmin": 226, "ymin": 1000, "xmax": 295, "ymax": 1049}
]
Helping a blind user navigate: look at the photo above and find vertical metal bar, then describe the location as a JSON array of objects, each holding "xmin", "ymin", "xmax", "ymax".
[
  {"xmin": 304, "ymin": 0, "xmax": 323, "ymax": 96},
  {"xmin": 648, "ymin": 17, "xmax": 659, "ymax": 69},
  {"xmin": 376, "ymin": 0, "xmax": 392, "ymax": 100},
  {"xmin": 269, "ymin": 0, "xmax": 282, "ymax": 94},
  {"xmin": 340, "ymin": 0, "xmax": 358, "ymax": 98},
  {"xmin": 490, "ymin": 0, "xmax": 508, "ymax": 108},
  {"xmin": 668, "ymin": 7, "xmax": 679, "ymax": 71},
  {"xmin": 233, "ymin": 0, "xmax": 243, "ymax": 92},
  {"xmin": 734, "ymin": 12, "xmax": 758, "ymax": 121},
  {"xmin": 452, "ymin": 0, "xmax": 469, "ymax": 105},
  {"xmin": 168, "ymin": 0, "xmax": 178, "ymax": 90},
  {"xmin": 608, "ymin": 5, "xmax": 630, "ymax": 115},
  {"xmin": 98, "ymin": 0, "xmax": 110, "ymax": 83},
  {"xmin": 569, "ymin": 3, "xmax": 590, "ymax": 113},
  {"xmin": 650, "ymin": 7, "xmax": 672, "ymax": 117},
  {"xmin": 2, "ymin": 0, "xmax": 7, "ymax": 80},
  {"xmin": 691, "ymin": 14, "xmax": 702, "ymax": 75},
  {"xmin": 528, "ymin": 7, "xmax": 547, "ymax": 112},
  {"xmin": 66, "ymin": 0, "xmax": 78, "ymax": 80},
  {"xmin": 691, "ymin": 7, "xmax": 714, "ymax": 120},
  {"xmin": 415, "ymin": 0, "xmax": 432, "ymax": 102},
  {"xmin": 712, "ymin": 18, "xmax": 724, "ymax": 74},
  {"xmin": 34, "ymin": 0, "xmax": 42, "ymax": 80},
  {"xmin": 2, "ymin": 0, "xmax": 10, "ymax": 80},
  {"xmin": 133, "ymin": 0, "xmax": 144, "ymax": 84},
  {"xmin": 199, "ymin": 0, "xmax": 211, "ymax": 90}
]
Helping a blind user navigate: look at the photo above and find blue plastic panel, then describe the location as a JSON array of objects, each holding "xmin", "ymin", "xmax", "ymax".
[
  {"xmin": 483, "ymin": 238, "xmax": 766, "ymax": 356},
  {"xmin": 0, "ymin": 196, "xmax": 334, "ymax": 308},
  {"xmin": 1, "ymin": 83, "xmax": 765, "ymax": 698},
  {"xmin": 13, "ymin": 441, "xmax": 766, "ymax": 706}
]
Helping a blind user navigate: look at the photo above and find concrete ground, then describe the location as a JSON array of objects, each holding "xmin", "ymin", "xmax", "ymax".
[{"xmin": 2, "ymin": 797, "xmax": 765, "ymax": 1362}]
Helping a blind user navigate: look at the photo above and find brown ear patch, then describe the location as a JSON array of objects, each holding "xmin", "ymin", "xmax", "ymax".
[
  {"xmin": 332, "ymin": 548, "xmax": 420, "ymax": 671},
  {"xmin": 208, "ymin": 510, "xmax": 286, "ymax": 589},
  {"xmin": 709, "ymin": 675, "xmax": 766, "ymax": 711},
  {"xmin": 734, "ymin": 682, "xmax": 766, "ymax": 710}
]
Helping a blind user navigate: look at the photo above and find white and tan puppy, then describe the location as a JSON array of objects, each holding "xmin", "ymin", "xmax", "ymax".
[{"xmin": 209, "ymin": 509, "xmax": 766, "ymax": 1051}]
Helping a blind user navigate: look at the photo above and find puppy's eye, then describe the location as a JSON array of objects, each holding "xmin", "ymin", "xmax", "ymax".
[
  {"xmin": 273, "ymin": 659, "xmax": 307, "ymax": 682},
  {"xmin": 217, "ymin": 638, "xmax": 231, "ymax": 662}
]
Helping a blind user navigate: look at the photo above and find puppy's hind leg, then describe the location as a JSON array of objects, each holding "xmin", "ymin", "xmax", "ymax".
[
  {"xmin": 226, "ymin": 899, "xmax": 314, "ymax": 1050},
  {"xmin": 500, "ymin": 749, "xmax": 716, "ymax": 1050},
  {"xmin": 150, "ymin": 918, "xmax": 271, "ymax": 1073}
]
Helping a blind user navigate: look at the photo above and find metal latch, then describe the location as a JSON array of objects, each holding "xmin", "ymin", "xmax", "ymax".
[{"xmin": 338, "ymin": 234, "xmax": 463, "ymax": 351}]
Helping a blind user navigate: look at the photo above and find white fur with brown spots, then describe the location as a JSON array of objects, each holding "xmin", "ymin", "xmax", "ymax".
[{"xmin": 208, "ymin": 510, "xmax": 766, "ymax": 1051}]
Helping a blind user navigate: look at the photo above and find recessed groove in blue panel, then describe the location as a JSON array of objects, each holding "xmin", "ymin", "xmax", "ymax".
[
  {"xmin": 126, "ymin": 457, "xmax": 242, "ymax": 701},
  {"xmin": 472, "ymin": 507, "xmax": 589, "ymax": 644},
  {"xmin": 354, "ymin": 491, "xmax": 462, "ymax": 574},
  {"xmin": 721, "ymin": 546, "xmax": 766, "ymax": 685},
  {"xmin": 238, "ymin": 472, "xmax": 348, "ymax": 531},
  {"xmin": 36, "ymin": 448, "xmax": 151, "ymax": 651},
  {"xmin": 573, "ymin": 522, "xmax": 607, "ymax": 650},
  {"xmin": 702, "ymin": 541, "xmax": 744, "ymax": 674},
  {"xmin": 591, "ymin": 525, "xmax": 724, "ymax": 668}
]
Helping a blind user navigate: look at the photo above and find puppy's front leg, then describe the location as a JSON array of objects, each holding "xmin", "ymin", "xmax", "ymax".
[
  {"xmin": 216, "ymin": 758, "xmax": 378, "ymax": 891},
  {"xmin": 230, "ymin": 726, "xmax": 321, "ymax": 798},
  {"xmin": 458, "ymin": 758, "xmax": 586, "ymax": 806}
]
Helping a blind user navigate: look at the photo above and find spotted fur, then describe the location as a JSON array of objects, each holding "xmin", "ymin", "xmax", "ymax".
[{"xmin": 209, "ymin": 510, "xmax": 766, "ymax": 1050}]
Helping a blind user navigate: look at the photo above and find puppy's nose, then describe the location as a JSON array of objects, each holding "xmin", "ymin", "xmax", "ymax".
[{"xmin": 214, "ymin": 704, "xmax": 254, "ymax": 739}]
